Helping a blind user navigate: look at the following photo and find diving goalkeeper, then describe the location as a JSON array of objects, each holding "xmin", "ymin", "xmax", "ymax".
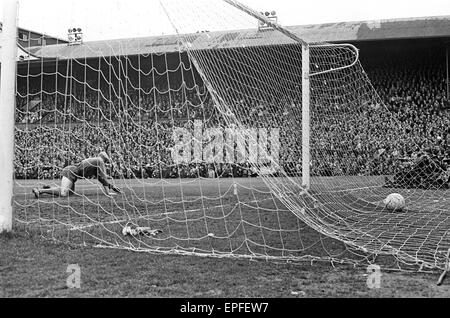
[{"xmin": 32, "ymin": 152, "xmax": 122, "ymax": 198}]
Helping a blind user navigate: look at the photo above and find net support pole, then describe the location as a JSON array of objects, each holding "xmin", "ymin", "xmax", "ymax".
[
  {"xmin": 220, "ymin": 0, "xmax": 312, "ymax": 189},
  {"xmin": 302, "ymin": 43, "xmax": 310, "ymax": 190},
  {"xmin": 0, "ymin": 0, "xmax": 18, "ymax": 233},
  {"xmin": 446, "ymin": 45, "xmax": 449, "ymax": 100}
]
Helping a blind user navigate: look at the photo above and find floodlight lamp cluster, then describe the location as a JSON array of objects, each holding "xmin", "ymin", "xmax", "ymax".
[
  {"xmin": 260, "ymin": 11, "xmax": 277, "ymax": 17},
  {"xmin": 67, "ymin": 27, "xmax": 83, "ymax": 45},
  {"xmin": 258, "ymin": 10, "xmax": 278, "ymax": 31},
  {"xmin": 68, "ymin": 27, "xmax": 82, "ymax": 33}
]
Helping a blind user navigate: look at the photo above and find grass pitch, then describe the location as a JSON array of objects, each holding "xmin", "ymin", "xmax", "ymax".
[{"xmin": 2, "ymin": 176, "xmax": 450, "ymax": 297}]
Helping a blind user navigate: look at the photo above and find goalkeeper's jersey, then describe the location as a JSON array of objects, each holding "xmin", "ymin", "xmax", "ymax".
[{"xmin": 63, "ymin": 157, "xmax": 109, "ymax": 185}]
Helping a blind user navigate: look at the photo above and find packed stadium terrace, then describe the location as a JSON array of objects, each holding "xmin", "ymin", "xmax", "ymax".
[{"xmin": 14, "ymin": 41, "xmax": 450, "ymax": 180}]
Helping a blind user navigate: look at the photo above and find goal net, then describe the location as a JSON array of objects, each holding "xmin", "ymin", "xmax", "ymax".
[{"xmin": 11, "ymin": 0, "xmax": 450, "ymax": 270}]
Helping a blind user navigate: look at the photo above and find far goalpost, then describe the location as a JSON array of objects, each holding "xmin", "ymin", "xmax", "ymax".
[{"xmin": 201, "ymin": 0, "xmax": 361, "ymax": 191}]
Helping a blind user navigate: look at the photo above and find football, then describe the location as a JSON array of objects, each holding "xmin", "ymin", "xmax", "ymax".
[{"xmin": 383, "ymin": 193, "xmax": 406, "ymax": 211}]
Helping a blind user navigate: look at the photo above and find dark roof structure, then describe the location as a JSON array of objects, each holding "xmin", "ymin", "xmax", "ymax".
[{"xmin": 18, "ymin": 15, "xmax": 450, "ymax": 60}]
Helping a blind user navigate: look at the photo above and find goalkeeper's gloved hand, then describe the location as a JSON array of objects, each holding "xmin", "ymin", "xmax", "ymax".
[{"xmin": 111, "ymin": 185, "xmax": 122, "ymax": 194}]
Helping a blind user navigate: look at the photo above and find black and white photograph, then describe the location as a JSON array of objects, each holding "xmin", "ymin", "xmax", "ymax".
[{"xmin": 1, "ymin": 0, "xmax": 450, "ymax": 301}]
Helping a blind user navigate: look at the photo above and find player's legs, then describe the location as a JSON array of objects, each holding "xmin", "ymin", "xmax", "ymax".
[
  {"xmin": 60, "ymin": 176, "xmax": 75, "ymax": 197},
  {"xmin": 33, "ymin": 176, "xmax": 74, "ymax": 198}
]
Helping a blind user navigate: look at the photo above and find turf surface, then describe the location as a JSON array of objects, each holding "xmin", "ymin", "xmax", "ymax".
[{"xmin": 2, "ymin": 176, "xmax": 450, "ymax": 297}]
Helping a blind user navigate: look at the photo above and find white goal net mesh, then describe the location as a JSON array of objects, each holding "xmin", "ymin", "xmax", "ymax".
[{"xmin": 12, "ymin": 0, "xmax": 450, "ymax": 270}]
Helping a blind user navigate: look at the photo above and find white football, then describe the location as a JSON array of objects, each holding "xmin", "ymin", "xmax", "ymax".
[{"xmin": 383, "ymin": 193, "xmax": 405, "ymax": 211}]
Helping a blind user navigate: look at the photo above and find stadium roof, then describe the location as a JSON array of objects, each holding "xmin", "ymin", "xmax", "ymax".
[
  {"xmin": 0, "ymin": 24, "xmax": 67, "ymax": 62},
  {"xmin": 20, "ymin": 15, "xmax": 450, "ymax": 60},
  {"xmin": 0, "ymin": 24, "xmax": 68, "ymax": 46},
  {"xmin": 16, "ymin": 26, "xmax": 68, "ymax": 47}
]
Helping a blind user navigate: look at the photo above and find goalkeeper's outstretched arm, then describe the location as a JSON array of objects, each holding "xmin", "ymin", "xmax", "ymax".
[
  {"xmin": 97, "ymin": 159, "xmax": 122, "ymax": 195},
  {"xmin": 102, "ymin": 181, "xmax": 122, "ymax": 195}
]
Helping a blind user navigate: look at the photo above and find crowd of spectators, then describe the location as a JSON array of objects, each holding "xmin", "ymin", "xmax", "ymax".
[{"xmin": 14, "ymin": 46, "xmax": 450, "ymax": 180}]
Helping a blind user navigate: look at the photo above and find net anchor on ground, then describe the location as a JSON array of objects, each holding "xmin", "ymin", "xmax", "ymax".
[{"xmin": 437, "ymin": 248, "xmax": 450, "ymax": 286}]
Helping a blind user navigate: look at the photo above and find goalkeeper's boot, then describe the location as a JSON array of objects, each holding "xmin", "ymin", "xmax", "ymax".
[{"xmin": 32, "ymin": 188, "xmax": 40, "ymax": 199}]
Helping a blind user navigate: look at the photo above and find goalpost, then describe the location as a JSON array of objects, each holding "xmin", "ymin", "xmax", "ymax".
[
  {"xmin": 221, "ymin": 0, "xmax": 314, "ymax": 190},
  {"xmin": 5, "ymin": 0, "xmax": 450, "ymax": 272},
  {"xmin": 0, "ymin": 0, "xmax": 18, "ymax": 233}
]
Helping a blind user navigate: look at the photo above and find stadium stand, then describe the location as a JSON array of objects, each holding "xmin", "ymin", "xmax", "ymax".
[{"xmin": 13, "ymin": 22, "xmax": 450, "ymax": 182}]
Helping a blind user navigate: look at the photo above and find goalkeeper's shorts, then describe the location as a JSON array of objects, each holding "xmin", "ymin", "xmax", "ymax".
[{"xmin": 61, "ymin": 165, "xmax": 78, "ymax": 183}]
